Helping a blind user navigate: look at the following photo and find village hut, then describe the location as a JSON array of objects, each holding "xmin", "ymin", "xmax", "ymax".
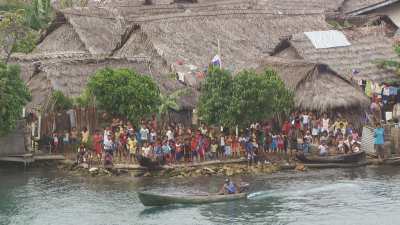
[
  {"xmin": 10, "ymin": 53, "xmax": 198, "ymax": 132},
  {"xmin": 255, "ymin": 57, "xmax": 370, "ymax": 127},
  {"xmin": 115, "ymin": 10, "xmax": 330, "ymax": 84},
  {"xmin": 342, "ymin": 0, "xmax": 400, "ymax": 17},
  {"xmin": 340, "ymin": 0, "xmax": 400, "ymax": 34},
  {"xmin": 272, "ymin": 27, "xmax": 400, "ymax": 84},
  {"xmin": 14, "ymin": 3, "xmax": 332, "ymax": 129}
]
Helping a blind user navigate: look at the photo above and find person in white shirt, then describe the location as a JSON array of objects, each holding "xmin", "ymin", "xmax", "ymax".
[
  {"xmin": 140, "ymin": 125, "xmax": 149, "ymax": 142},
  {"xmin": 166, "ymin": 127, "xmax": 174, "ymax": 141},
  {"xmin": 322, "ymin": 114, "xmax": 330, "ymax": 133},
  {"xmin": 319, "ymin": 142, "xmax": 328, "ymax": 156}
]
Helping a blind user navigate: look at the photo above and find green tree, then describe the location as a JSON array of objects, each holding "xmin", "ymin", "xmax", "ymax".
[
  {"xmin": 0, "ymin": 62, "xmax": 31, "ymax": 136},
  {"xmin": 87, "ymin": 68, "xmax": 161, "ymax": 124},
  {"xmin": 158, "ymin": 88, "xmax": 187, "ymax": 127},
  {"xmin": 0, "ymin": 10, "xmax": 32, "ymax": 63},
  {"xmin": 197, "ymin": 67, "xmax": 233, "ymax": 126},
  {"xmin": 378, "ymin": 44, "xmax": 400, "ymax": 76},
  {"xmin": 198, "ymin": 68, "xmax": 293, "ymax": 128},
  {"xmin": 51, "ymin": 90, "xmax": 73, "ymax": 112}
]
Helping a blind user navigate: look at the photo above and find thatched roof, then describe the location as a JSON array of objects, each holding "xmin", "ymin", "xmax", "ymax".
[
  {"xmin": 101, "ymin": 0, "xmax": 344, "ymax": 18},
  {"xmin": 342, "ymin": 0, "xmax": 400, "ymax": 15},
  {"xmin": 34, "ymin": 7, "xmax": 127, "ymax": 55},
  {"xmin": 255, "ymin": 57, "xmax": 370, "ymax": 112},
  {"xmin": 273, "ymin": 27, "xmax": 400, "ymax": 83},
  {"xmin": 115, "ymin": 11, "xmax": 330, "ymax": 76},
  {"xmin": 11, "ymin": 55, "xmax": 197, "ymax": 111}
]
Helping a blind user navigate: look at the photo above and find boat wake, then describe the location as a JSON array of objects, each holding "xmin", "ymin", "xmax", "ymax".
[{"xmin": 247, "ymin": 182, "xmax": 360, "ymax": 200}]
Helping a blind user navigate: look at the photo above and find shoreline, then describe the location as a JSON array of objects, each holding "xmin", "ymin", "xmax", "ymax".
[{"xmin": 5, "ymin": 153, "xmax": 395, "ymax": 179}]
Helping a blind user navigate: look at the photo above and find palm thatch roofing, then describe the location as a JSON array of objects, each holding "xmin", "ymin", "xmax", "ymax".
[
  {"xmin": 255, "ymin": 57, "xmax": 370, "ymax": 112},
  {"xmin": 115, "ymin": 11, "xmax": 330, "ymax": 76},
  {"xmin": 10, "ymin": 54, "xmax": 197, "ymax": 111},
  {"xmin": 99, "ymin": 0, "xmax": 345, "ymax": 16},
  {"xmin": 342, "ymin": 0, "xmax": 400, "ymax": 16},
  {"xmin": 273, "ymin": 27, "xmax": 400, "ymax": 83},
  {"xmin": 35, "ymin": 7, "xmax": 127, "ymax": 55}
]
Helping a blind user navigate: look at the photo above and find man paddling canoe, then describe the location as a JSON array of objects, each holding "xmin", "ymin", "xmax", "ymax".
[{"xmin": 220, "ymin": 178, "xmax": 238, "ymax": 194}]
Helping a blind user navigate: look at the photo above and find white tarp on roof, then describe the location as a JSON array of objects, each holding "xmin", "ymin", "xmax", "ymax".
[{"xmin": 304, "ymin": 30, "xmax": 351, "ymax": 49}]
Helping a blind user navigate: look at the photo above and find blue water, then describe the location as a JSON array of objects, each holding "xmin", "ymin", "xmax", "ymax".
[{"xmin": 1, "ymin": 165, "xmax": 399, "ymax": 225}]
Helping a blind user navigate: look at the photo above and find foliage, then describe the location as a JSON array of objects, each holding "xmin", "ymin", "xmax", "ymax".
[
  {"xmin": 0, "ymin": 62, "xmax": 31, "ymax": 136},
  {"xmin": 198, "ymin": 67, "xmax": 294, "ymax": 128},
  {"xmin": 0, "ymin": 10, "xmax": 30, "ymax": 62},
  {"xmin": 73, "ymin": 89, "xmax": 95, "ymax": 108},
  {"xmin": 378, "ymin": 44, "xmax": 400, "ymax": 75},
  {"xmin": 51, "ymin": 91, "xmax": 73, "ymax": 112},
  {"xmin": 158, "ymin": 88, "xmax": 187, "ymax": 116},
  {"xmin": 0, "ymin": 0, "xmax": 53, "ymax": 59},
  {"xmin": 0, "ymin": 0, "xmax": 52, "ymax": 30},
  {"xmin": 87, "ymin": 68, "xmax": 161, "ymax": 124},
  {"xmin": 327, "ymin": 20, "xmax": 352, "ymax": 30},
  {"xmin": 226, "ymin": 70, "xmax": 294, "ymax": 128},
  {"xmin": 198, "ymin": 67, "xmax": 233, "ymax": 126}
]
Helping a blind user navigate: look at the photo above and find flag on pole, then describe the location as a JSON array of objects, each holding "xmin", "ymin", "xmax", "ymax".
[{"xmin": 211, "ymin": 55, "xmax": 222, "ymax": 68}]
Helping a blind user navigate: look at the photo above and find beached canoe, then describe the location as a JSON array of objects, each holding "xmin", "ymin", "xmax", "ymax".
[
  {"xmin": 136, "ymin": 155, "xmax": 165, "ymax": 170},
  {"xmin": 138, "ymin": 191, "xmax": 247, "ymax": 206},
  {"xmin": 384, "ymin": 157, "xmax": 400, "ymax": 165},
  {"xmin": 296, "ymin": 151, "xmax": 366, "ymax": 164}
]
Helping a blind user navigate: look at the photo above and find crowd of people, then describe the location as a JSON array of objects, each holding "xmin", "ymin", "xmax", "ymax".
[{"xmin": 46, "ymin": 111, "xmax": 366, "ymax": 166}]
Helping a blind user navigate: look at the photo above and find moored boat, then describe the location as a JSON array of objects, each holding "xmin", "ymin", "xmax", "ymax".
[
  {"xmin": 296, "ymin": 151, "xmax": 366, "ymax": 164},
  {"xmin": 136, "ymin": 155, "xmax": 165, "ymax": 170},
  {"xmin": 138, "ymin": 191, "xmax": 247, "ymax": 206},
  {"xmin": 384, "ymin": 157, "xmax": 400, "ymax": 165}
]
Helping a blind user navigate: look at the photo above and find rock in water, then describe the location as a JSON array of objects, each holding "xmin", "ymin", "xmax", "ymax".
[
  {"xmin": 143, "ymin": 172, "xmax": 152, "ymax": 177},
  {"xmin": 89, "ymin": 167, "xmax": 98, "ymax": 173},
  {"xmin": 295, "ymin": 164, "xmax": 306, "ymax": 172}
]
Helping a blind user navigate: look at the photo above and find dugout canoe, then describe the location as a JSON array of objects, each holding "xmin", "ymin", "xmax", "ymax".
[
  {"xmin": 138, "ymin": 191, "xmax": 247, "ymax": 206},
  {"xmin": 296, "ymin": 151, "xmax": 366, "ymax": 164},
  {"xmin": 384, "ymin": 157, "xmax": 400, "ymax": 165},
  {"xmin": 136, "ymin": 155, "xmax": 165, "ymax": 170}
]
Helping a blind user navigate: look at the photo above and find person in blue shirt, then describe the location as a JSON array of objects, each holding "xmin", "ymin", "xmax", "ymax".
[
  {"xmin": 220, "ymin": 178, "xmax": 237, "ymax": 195},
  {"xmin": 374, "ymin": 123, "xmax": 385, "ymax": 161}
]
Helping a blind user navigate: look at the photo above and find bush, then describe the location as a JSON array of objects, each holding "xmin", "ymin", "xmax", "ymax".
[
  {"xmin": 87, "ymin": 68, "xmax": 161, "ymax": 124},
  {"xmin": 0, "ymin": 62, "xmax": 31, "ymax": 136},
  {"xmin": 51, "ymin": 91, "xmax": 73, "ymax": 112}
]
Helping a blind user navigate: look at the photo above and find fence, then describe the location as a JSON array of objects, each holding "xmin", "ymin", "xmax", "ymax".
[
  {"xmin": 39, "ymin": 107, "xmax": 98, "ymax": 137},
  {"xmin": 362, "ymin": 123, "xmax": 400, "ymax": 155}
]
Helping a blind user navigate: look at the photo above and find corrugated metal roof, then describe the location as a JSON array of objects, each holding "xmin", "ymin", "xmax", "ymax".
[{"xmin": 304, "ymin": 30, "xmax": 351, "ymax": 49}]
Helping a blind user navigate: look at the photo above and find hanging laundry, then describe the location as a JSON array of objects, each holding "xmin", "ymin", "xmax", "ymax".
[
  {"xmin": 389, "ymin": 86, "xmax": 398, "ymax": 96},
  {"xmin": 177, "ymin": 72, "xmax": 185, "ymax": 83}
]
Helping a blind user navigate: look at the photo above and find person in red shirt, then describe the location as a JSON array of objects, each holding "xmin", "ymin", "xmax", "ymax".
[
  {"xmin": 93, "ymin": 130, "xmax": 103, "ymax": 164},
  {"xmin": 282, "ymin": 121, "xmax": 291, "ymax": 136}
]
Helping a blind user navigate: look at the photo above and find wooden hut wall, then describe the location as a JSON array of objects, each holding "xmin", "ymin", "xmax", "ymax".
[
  {"xmin": 168, "ymin": 109, "xmax": 193, "ymax": 127},
  {"xmin": 39, "ymin": 107, "xmax": 98, "ymax": 137}
]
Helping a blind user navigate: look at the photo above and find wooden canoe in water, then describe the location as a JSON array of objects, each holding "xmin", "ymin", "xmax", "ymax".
[
  {"xmin": 138, "ymin": 191, "xmax": 247, "ymax": 206},
  {"xmin": 296, "ymin": 151, "xmax": 366, "ymax": 164}
]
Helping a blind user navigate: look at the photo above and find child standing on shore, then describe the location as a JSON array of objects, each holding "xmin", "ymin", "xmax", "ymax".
[
  {"xmin": 277, "ymin": 134, "xmax": 284, "ymax": 154},
  {"xmin": 128, "ymin": 136, "xmax": 137, "ymax": 163},
  {"xmin": 271, "ymin": 133, "xmax": 277, "ymax": 153}
]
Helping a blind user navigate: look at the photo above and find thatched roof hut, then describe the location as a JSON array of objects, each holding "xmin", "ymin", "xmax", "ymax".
[
  {"xmin": 10, "ymin": 54, "xmax": 197, "ymax": 111},
  {"xmin": 342, "ymin": 0, "xmax": 400, "ymax": 16},
  {"xmin": 273, "ymin": 27, "xmax": 400, "ymax": 83},
  {"xmin": 255, "ymin": 57, "xmax": 370, "ymax": 113},
  {"xmin": 115, "ymin": 11, "xmax": 330, "ymax": 78},
  {"xmin": 34, "ymin": 7, "xmax": 127, "ymax": 55}
]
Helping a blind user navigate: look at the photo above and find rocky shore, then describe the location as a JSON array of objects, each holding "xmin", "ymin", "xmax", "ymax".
[{"xmin": 57, "ymin": 158, "xmax": 309, "ymax": 179}]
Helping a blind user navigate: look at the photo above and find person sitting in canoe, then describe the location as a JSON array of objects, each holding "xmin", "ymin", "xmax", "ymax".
[{"xmin": 220, "ymin": 178, "xmax": 238, "ymax": 194}]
